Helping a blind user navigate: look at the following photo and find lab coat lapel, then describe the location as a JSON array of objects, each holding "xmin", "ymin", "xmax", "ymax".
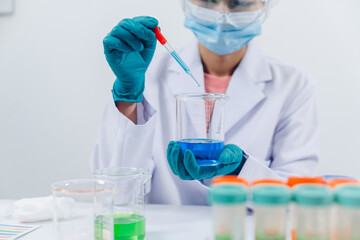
[{"xmin": 224, "ymin": 40, "xmax": 273, "ymax": 133}]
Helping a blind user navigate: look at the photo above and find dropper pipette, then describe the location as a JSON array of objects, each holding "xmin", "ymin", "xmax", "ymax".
[{"xmin": 152, "ymin": 27, "xmax": 200, "ymax": 87}]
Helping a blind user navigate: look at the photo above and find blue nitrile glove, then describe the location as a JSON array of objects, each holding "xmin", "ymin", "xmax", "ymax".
[
  {"xmin": 103, "ymin": 16, "xmax": 158, "ymax": 102},
  {"xmin": 167, "ymin": 141, "xmax": 245, "ymax": 180}
]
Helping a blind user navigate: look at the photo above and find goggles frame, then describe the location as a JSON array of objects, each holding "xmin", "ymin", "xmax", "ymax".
[
  {"xmin": 185, "ymin": 0, "xmax": 270, "ymax": 13},
  {"xmin": 183, "ymin": 0, "xmax": 271, "ymax": 27}
]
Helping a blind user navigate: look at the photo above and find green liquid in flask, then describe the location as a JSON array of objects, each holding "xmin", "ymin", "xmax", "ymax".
[{"xmin": 114, "ymin": 213, "xmax": 145, "ymax": 240}]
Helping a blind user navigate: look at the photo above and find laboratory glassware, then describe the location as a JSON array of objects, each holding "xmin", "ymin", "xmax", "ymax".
[
  {"xmin": 293, "ymin": 184, "xmax": 333, "ymax": 240},
  {"xmin": 51, "ymin": 179, "xmax": 116, "ymax": 240},
  {"xmin": 93, "ymin": 167, "xmax": 151, "ymax": 240},
  {"xmin": 208, "ymin": 184, "xmax": 247, "ymax": 240},
  {"xmin": 335, "ymin": 185, "xmax": 360, "ymax": 240},
  {"xmin": 252, "ymin": 185, "xmax": 291, "ymax": 240},
  {"xmin": 175, "ymin": 93, "xmax": 229, "ymax": 166}
]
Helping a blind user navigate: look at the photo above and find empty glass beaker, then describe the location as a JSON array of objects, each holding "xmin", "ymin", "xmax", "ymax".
[
  {"xmin": 51, "ymin": 179, "xmax": 116, "ymax": 240},
  {"xmin": 93, "ymin": 167, "xmax": 151, "ymax": 240},
  {"xmin": 175, "ymin": 93, "xmax": 229, "ymax": 166}
]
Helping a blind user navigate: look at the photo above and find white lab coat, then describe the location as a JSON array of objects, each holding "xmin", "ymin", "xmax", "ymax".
[{"xmin": 91, "ymin": 39, "xmax": 319, "ymax": 205}]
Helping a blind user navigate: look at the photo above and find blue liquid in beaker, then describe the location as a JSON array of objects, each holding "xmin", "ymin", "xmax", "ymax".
[{"xmin": 177, "ymin": 139, "xmax": 224, "ymax": 166}]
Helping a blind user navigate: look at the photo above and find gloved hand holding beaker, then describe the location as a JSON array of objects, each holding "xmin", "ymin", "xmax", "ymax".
[
  {"xmin": 168, "ymin": 93, "xmax": 247, "ymax": 180},
  {"xmin": 167, "ymin": 141, "xmax": 245, "ymax": 180},
  {"xmin": 103, "ymin": 16, "xmax": 158, "ymax": 103}
]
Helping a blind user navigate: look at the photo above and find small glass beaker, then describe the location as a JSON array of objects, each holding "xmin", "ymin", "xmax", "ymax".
[
  {"xmin": 51, "ymin": 179, "xmax": 116, "ymax": 240},
  {"xmin": 94, "ymin": 167, "xmax": 151, "ymax": 240},
  {"xmin": 175, "ymin": 93, "xmax": 229, "ymax": 166}
]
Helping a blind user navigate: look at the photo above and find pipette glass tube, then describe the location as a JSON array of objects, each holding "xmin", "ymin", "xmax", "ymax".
[{"xmin": 152, "ymin": 27, "xmax": 200, "ymax": 87}]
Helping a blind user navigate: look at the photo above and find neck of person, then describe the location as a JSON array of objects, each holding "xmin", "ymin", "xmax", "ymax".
[{"xmin": 199, "ymin": 43, "xmax": 247, "ymax": 77}]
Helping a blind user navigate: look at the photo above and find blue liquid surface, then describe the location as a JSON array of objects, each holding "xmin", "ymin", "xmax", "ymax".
[{"xmin": 177, "ymin": 139, "xmax": 224, "ymax": 166}]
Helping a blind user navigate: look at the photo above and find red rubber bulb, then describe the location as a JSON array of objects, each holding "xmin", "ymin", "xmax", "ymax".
[{"xmin": 152, "ymin": 26, "xmax": 167, "ymax": 45}]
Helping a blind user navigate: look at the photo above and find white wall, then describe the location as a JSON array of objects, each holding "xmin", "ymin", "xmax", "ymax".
[{"xmin": 0, "ymin": 0, "xmax": 359, "ymax": 199}]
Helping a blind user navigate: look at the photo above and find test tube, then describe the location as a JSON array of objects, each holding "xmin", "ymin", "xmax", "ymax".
[
  {"xmin": 335, "ymin": 185, "xmax": 360, "ymax": 240},
  {"xmin": 208, "ymin": 185, "xmax": 247, "ymax": 240},
  {"xmin": 293, "ymin": 184, "xmax": 333, "ymax": 240},
  {"xmin": 286, "ymin": 177, "xmax": 325, "ymax": 240},
  {"xmin": 252, "ymin": 185, "xmax": 291, "ymax": 240}
]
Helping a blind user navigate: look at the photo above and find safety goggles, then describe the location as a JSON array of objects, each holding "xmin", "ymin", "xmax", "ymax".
[
  {"xmin": 184, "ymin": 0, "xmax": 270, "ymax": 28},
  {"xmin": 186, "ymin": 0, "xmax": 270, "ymax": 13}
]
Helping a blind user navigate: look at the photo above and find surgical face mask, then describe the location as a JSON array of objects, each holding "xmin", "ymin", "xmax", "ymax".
[{"xmin": 184, "ymin": 0, "xmax": 264, "ymax": 55}]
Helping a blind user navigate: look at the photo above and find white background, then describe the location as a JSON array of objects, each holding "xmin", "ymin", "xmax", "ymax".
[{"xmin": 0, "ymin": 0, "xmax": 359, "ymax": 199}]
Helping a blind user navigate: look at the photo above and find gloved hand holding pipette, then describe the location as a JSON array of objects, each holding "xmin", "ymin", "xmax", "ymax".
[
  {"xmin": 103, "ymin": 16, "xmax": 200, "ymax": 104},
  {"xmin": 103, "ymin": 16, "xmax": 158, "ymax": 103}
]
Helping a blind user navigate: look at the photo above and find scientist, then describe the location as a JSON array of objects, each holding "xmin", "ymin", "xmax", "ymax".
[{"xmin": 91, "ymin": 0, "xmax": 319, "ymax": 205}]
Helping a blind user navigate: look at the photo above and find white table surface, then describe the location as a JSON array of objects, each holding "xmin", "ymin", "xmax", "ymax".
[{"xmin": 0, "ymin": 200, "xmax": 214, "ymax": 240}]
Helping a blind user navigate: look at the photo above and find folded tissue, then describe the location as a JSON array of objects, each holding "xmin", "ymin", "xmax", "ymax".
[{"xmin": 8, "ymin": 196, "xmax": 75, "ymax": 222}]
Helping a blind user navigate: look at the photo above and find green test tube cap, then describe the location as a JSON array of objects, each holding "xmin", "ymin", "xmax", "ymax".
[
  {"xmin": 208, "ymin": 185, "xmax": 247, "ymax": 205},
  {"xmin": 335, "ymin": 185, "xmax": 360, "ymax": 207},
  {"xmin": 293, "ymin": 184, "xmax": 333, "ymax": 206},
  {"xmin": 252, "ymin": 185, "xmax": 291, "ymax": 205}
]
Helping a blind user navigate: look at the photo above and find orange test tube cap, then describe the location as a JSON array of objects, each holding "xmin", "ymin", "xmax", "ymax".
[
  {"xmin": 212, "ymin": 175, "xmax": 249, "ymax": 186},
  {"xmin": 287, "ymin": 176, "xmax": 324, "ymax": 187}
]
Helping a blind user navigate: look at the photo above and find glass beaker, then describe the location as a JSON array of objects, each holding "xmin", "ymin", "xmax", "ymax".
[
  {"xmin": 93, "ymin": 167, "xmax": 151, "ymax": 240},
  {"xmin": 175, "ymin": 93, "xmax": 229, "ymax": 166},
  {"xmin": 51, "ymin": 179, "xmax": 116, "ymax": 240}
]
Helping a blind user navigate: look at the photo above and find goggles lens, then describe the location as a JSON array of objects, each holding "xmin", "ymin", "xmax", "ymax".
[
  {"xmin": 189, "ymin": 0, "xmax": 266, "ymax": 12},
  {"xmin": 184, "ymin": 0, "xmax": 267, "ymax": 28}
]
